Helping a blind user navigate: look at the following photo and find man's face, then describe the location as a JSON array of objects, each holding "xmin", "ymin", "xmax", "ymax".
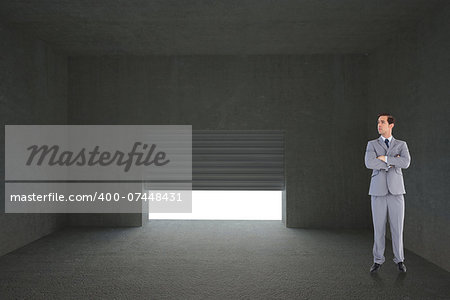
[{"xmin": 377, "ymin": 116, "xmax": 393, "ymax": 136}]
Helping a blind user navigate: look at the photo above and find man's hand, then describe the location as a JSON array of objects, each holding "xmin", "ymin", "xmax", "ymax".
[{"xmin": 377, "ymin": 155, "xmax": 387, "ymax": 162}]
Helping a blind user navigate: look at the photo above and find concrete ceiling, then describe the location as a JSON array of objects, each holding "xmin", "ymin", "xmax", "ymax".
[{"xmin": 0, "ymin": 0, "xmax": 444, "ymax": 55}]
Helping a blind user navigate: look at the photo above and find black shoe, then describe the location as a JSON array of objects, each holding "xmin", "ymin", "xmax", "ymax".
[
  {"xmin": 398, "ymin": 262, "xmax": 407, "ymax": 273},
  {"xmin": 370, "ymin": 263, "xmax": 381, "ymax": 273}
]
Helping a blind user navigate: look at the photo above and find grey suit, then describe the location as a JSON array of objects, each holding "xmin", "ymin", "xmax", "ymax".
[{"xmin": 365, "ymin": 136, "xmax": 411, "ymax": 264}]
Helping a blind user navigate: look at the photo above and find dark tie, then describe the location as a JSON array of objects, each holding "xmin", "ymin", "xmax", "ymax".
[{"xmin": 385, "ymin": 139, "xmax": 389, "ymax": 148}]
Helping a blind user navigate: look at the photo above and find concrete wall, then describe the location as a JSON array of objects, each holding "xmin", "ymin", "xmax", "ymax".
[
  {"xmin": 1, "ymin": 3, "xmax": 448, "ymax": 270},
  {"xmin": 368, "ymin": 3, "xmax": 450, "ymax": 271},
  {"xmin": 68, "ymin": 55, "xmax": 370, "ymax": 229},
  {"xmin": 0, "ymin": 25, "xmax": 68, "ymax": 256}
]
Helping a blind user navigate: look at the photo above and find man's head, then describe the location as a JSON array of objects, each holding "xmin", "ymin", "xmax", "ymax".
[{"xmin": 377, "ymin": 113, "xmax": 395, "ymax": 138}]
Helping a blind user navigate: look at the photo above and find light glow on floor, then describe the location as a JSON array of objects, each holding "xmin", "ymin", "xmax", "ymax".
[{"xmin": 148, "ymin": 190, "xmax": 282, "ymax": 220}]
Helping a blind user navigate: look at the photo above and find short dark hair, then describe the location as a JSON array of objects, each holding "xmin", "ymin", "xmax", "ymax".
[{"xmin": 377, "ymin": 113, "xmax": 395, "ymax": 124}]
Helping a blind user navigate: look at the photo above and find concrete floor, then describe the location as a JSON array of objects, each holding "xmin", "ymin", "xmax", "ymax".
[{"xmin": 0, "ymin": 220, "xmax": 449, "ymax": 299}]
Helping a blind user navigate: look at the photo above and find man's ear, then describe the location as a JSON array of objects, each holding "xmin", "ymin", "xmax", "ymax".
[{"xmin": 390, "ymin": 123, "xmax": 395, "ymax": 129}]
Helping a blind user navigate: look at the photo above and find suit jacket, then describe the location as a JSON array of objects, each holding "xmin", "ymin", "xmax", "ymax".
[{"xmin": 365, "ymin": 136, "xmax": 411, "ymax": 196}]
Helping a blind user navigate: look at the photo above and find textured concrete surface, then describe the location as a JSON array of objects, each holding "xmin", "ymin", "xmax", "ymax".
[
  {"xmin": 367, "ymin": 3, "xmax": 450, "ymax": 271},
  {"xmin": 0, "ymin": 25, "xmax": 68, "ymax": 257},
  {"xmin": 0, "ymin": 0, "xmax": 449, "ymax": 275},
  {"xmin": 0, "ymin": 1, "xmax": 444, "ymax": 55},
  {"xmin": 68, "ymin": 55, "xmax": 369, "ymax": 229},
  {"xmin": 67, "ymin": 213, "xmax": 143, "ymax": 227},
  {"xmin": 0, "ymin": 220, "xmax": 449, "ymax": 299}
]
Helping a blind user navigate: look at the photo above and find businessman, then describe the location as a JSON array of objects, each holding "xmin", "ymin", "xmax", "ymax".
[{"xmin": 364, "ymin": 113, "xmax": 411, "ymax": 273}]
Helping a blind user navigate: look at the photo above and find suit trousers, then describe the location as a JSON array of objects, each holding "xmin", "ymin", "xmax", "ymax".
[{"xmin": 371, "ymin": 193, "xmax": 405, "ymax": 264}]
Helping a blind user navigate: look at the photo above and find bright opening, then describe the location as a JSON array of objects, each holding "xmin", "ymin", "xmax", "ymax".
[{"xmin": 148, "ymin": 190, "xmax": 282, "ymax": 220}]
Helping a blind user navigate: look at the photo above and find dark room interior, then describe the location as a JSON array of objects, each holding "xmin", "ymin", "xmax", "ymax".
[{"xmin": 1, "ymin": 1, "xmax": 449, "ymax": 299}]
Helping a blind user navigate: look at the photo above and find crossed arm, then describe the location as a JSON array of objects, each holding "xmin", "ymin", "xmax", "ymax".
[
  {"xmin": 385, "ymin": 142, "xmax": 411, "ymax": 169},
  {"xmin": 364, "ymin": 142, "xmax": 411, "ymax": 170},
  {"xmin": 365, "ymin": 142, "xmax": 389, "ymax": 170}
]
